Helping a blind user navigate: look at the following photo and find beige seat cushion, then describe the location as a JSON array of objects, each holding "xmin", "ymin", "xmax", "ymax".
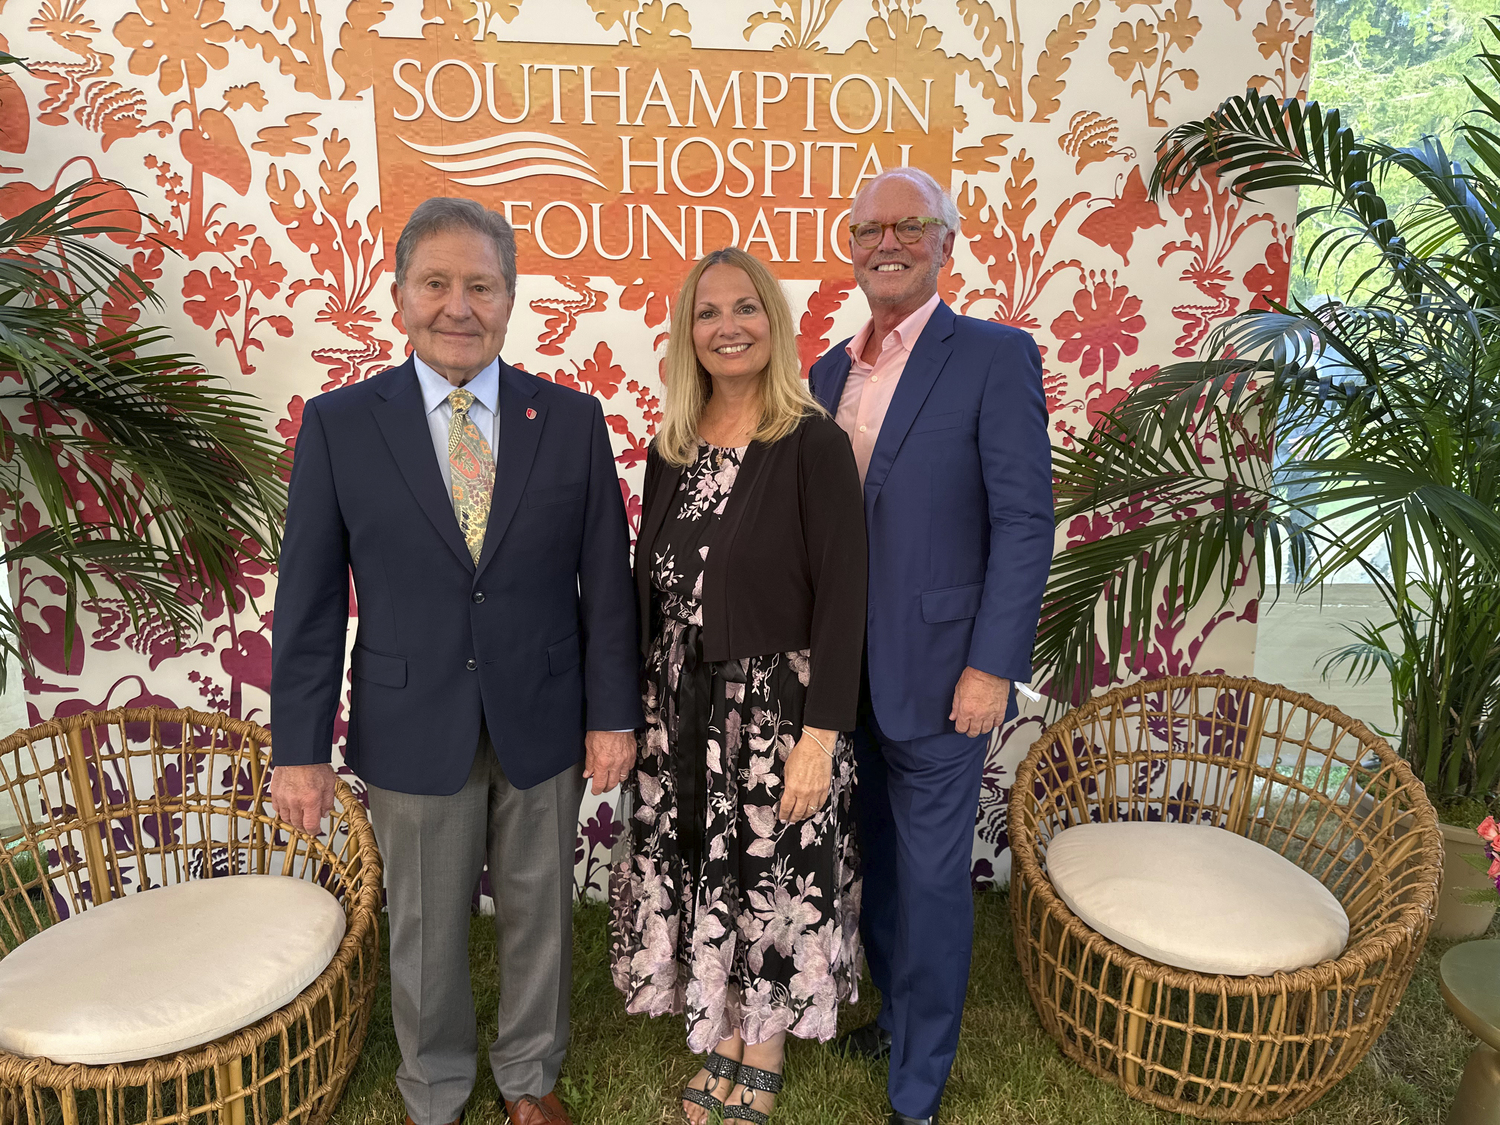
[
  {"xmin": 0, "ymin": 874, "xmax": 345, "ymax": 1064},
  {"xmin": 1045, "ymin": 821, "xmax": 1349, "ymax": 976}
]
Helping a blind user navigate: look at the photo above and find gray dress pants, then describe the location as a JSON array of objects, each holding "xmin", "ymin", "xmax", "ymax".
[{"xmin": 365, "ymin": 736, "xmax": 585, "ymax": 1125}]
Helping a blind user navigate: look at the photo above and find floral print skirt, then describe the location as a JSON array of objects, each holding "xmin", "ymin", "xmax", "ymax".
[{"xmin": 609, "ymin": 617, "xmax": 861, "ymax": 1050}]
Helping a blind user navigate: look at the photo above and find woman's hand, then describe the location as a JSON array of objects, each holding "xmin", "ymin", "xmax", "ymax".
[{"xmin": 779, "ymin": 726, "xmax": 836, "ymax": 822}]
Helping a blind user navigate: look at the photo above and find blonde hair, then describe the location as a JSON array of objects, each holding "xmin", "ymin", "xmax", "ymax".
[{"xmin": 656, "ymin": 247, "xmax": 826, "ymax": 466}]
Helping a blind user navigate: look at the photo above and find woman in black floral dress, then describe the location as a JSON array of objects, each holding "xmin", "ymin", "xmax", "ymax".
[{"xmin": 610, "ymin": 248, "xmax": 867, "ymax": 1124}]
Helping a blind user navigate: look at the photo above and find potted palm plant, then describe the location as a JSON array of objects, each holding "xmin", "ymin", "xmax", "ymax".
[
  {"xmin": 1036, "ymin": 26, "xmax": 1500, "ymax": 937},
  {"xmin": 0, "ymin": 53, "xmax": 285, "ymax": 691}
]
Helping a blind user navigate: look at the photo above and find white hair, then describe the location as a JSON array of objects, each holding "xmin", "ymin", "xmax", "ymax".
[
  {"xmin": 395, "ymin": 196, "xmax": 517, "ymax": 295},
  {"xmin": 850, "ymin": 167, "xmax": 961, "ymax": 231}
]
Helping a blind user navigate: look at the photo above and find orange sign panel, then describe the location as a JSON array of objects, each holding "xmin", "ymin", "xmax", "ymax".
[{"xmin": 371, "ymin": 36, "xmax": 962, "ymax": 282}]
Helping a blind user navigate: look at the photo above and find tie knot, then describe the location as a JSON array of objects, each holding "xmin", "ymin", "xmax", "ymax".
[{"xmin": 448, "ymin": 388, "xmax": 475, "ymax": 414}]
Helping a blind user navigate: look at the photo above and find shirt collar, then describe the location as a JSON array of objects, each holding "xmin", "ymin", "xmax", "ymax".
[
  {"xmin": 844, "ymin": 291, "xmax": 944, "ymax": 368},
  {"xmin": 414, "ymin": 354, "xmax": 501, "ymax": 417}
]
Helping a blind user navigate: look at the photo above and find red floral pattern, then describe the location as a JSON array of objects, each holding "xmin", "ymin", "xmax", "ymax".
[{"xmin": 1050, "ymin": 270, "xmax": 1147, "ymax": 379}]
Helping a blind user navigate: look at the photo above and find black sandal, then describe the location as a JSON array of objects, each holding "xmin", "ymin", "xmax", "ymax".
[
  {"xmin": 722, "ymin": 1062, "xmax": 784, "ymax": 1124},
  {"xmin": 681, "ymin": 1049, "xmax": 739, "ymax": 1117}
]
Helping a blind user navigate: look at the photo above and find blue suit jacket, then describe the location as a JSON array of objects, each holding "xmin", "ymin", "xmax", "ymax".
[
  {"xmin": 269, "ymin": 356, "xmax": 642, "ymax": 795},
  {"xmin": 808, "ymin": 302, "xmax": 1053, "ymax": 741}
]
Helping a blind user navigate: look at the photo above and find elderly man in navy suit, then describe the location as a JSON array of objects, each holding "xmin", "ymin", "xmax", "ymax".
[
  {"xmin": 269, "ymin": 198, "xmax": 641, "ymax": 1125},
  {"xmin": 808, "ymin": 168, "xmax": 1054, "ymax": 1125}
]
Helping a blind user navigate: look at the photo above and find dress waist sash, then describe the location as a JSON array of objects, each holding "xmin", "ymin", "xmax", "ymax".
[{"xmin": 654, "ymin": 621, "xmax": 745, "ymax": 882}]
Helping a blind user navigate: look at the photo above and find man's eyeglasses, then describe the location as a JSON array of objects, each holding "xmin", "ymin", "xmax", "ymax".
[{"xmin": 848, "ymin": 217, "xmax": 946, "ymax": 249}]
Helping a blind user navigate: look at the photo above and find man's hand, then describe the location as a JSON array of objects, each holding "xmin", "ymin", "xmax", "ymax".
[
  {"xmin": 584, "ymin": 730, "xmax": 636, "ymax": 795},
  {"xmin": 949, "ymin": 667, "xmax": 1011, "ymax": 738},
  {"xmin": 269, "ymin": 763, "xmax": 336, "ymax": 835}
]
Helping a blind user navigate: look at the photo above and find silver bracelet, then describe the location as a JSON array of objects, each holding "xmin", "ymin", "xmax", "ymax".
[{"xmin": 803, "ymin": 729, "xmax": 834, "ymax": 758}]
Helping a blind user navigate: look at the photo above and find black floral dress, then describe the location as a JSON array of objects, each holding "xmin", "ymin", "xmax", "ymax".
[{"xmin": 609, "ymin": 442, "xmax": 861, "ymax": 1051}]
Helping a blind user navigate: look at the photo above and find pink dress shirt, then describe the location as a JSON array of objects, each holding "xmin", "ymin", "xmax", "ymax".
[{"xmin": 834, "ymin": 292, "xmax": 943, "ymax": 483}]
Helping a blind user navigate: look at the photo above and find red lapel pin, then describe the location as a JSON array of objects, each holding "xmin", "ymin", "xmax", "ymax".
[{"xmin": 526, "ymin": 408, "xmax": 537, "ymax": 420}]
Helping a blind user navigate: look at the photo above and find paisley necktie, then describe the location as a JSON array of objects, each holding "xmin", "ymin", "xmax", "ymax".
[{"xmin": 446, "ymin": 389, "xmax": 494, "ymax": 564}]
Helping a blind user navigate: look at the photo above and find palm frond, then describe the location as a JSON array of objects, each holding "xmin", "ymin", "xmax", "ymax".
[
  {"xmin": 0, "ymin": 176, "xmax": 287, "ymax": 690},
  {"xmin": 1149, "ymin": 91, "xmax": 1476, "ymax": 297},
  {"xmin": 1062, "ymin": 27, "xmax": 1500, "ymax": 804},
  {"xmin": 0, "ymin": 180, "xmax": 156, "ymax": 308},
  {"xmin": 1040, "ymin": 390, "xmax": 1294, "ymax": 706}
]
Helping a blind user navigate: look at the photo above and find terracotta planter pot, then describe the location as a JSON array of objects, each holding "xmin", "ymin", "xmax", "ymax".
[{"xmin": 1435, "ymin": 819, "xmax": 1499, "ymax": 939}]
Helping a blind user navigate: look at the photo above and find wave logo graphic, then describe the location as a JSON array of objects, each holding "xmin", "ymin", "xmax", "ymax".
[{"xmin": 400, "ymin": 132, "xmax": 605, "ymax": 188}]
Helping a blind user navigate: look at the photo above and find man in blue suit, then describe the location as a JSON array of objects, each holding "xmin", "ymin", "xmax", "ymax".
[
  {"xmin": 808, "ymin": 168, "xmax": 1053, "ymax": 1125},
  {"xmin": 269, "ymin": 198, "xmax": 641, "ymax": 1125}
]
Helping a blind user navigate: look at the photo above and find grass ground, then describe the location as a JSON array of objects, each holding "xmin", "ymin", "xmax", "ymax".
[{"xmin": 329, "ymin": 890, "xmax": 1480, "ymax": 1125}]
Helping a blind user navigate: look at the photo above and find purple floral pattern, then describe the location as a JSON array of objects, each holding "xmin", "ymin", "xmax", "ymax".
[{"xmin": 609, "ymin": 442, "xmax": 861, "ymax": 1051}]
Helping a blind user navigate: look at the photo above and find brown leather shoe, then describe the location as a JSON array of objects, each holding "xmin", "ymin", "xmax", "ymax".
[{"xmin": 503, "ymin": 1092, "xmax": 572, "ymax": 1125}]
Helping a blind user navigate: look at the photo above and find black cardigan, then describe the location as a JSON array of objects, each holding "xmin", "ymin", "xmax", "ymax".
[{"xmin": 635, "ymin": 414, "xmax": 868, "ymax": 731}]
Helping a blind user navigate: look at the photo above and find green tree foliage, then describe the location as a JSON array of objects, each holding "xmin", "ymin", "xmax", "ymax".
[{"xmin": 1294, "ymin": 0, "xmax": 1490, "ymax": 299}]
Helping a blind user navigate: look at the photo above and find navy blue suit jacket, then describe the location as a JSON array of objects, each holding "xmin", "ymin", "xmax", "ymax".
[
  {"xmin": 269, "ymin": 356, "xmax": 643, "ymax": 795},
  {"xmin": 808, "ymin": 302, "xmax": 1053, "ymax": 741}
]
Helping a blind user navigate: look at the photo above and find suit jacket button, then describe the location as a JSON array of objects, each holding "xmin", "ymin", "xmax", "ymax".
[
  {"xmin": 473, "ymin": 592, "xmax": 485, "ymax": 603},
  {"xmin": 466, "ymin": 659, "xmax": 477, "ymax": 671}
]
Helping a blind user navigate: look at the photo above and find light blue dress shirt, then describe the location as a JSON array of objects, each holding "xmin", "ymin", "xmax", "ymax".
[{"xmin": 413, "ymin": 354, "xmax": 501, "ymax": 496}]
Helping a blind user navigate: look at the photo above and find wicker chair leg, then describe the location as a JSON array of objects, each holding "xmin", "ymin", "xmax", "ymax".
[
  {"xmin": 1230, "ymin": 993, "xmax": 1287, "ymax": 1117},
  {"xmin": 1252, "ymin": 993, "xmax": 1288, "ymax": 1087},
  {"xmin": 216, "ymin": 1060, "xmax": 247, "ymax": 1125},
  {"xmin": 1316, "ymin": 992, "xmax": 1333, "ymax": 1036},
  {"xmin": 1039, "ymin": 915, "xmax": 1060, "ymax": 1015},
  {"xmin": 58, "ymin": 1091, "xmax": 78, "ymax": 1125},
  {"xmin": 314, "ymin": 996, "xmax": 332, "ymax": 1089},
  {"xmin": 334, "ymin": 1009, "xmax": 351, "ymax": 1088},
  {"xmin": 1124, "ymin": 973, "xmax": 1150, "ymax": 1088}
]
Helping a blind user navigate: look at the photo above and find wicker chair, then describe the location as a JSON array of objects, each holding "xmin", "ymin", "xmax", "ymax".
[
  {"xmin": 0, "ymin": 708, "xmax": 382, "ymax": 1125},
  {"xmin": 1010, "ymin": 675, "xmax": 1442, "ymax": 1121}
]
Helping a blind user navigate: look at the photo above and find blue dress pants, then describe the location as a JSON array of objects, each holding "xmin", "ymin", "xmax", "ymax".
[{"xmin": 853, "ymin": 710, "xmax": 988, "ymax": 1120}]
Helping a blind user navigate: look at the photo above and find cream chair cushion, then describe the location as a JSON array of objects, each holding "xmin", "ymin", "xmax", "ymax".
[
  {"xmin": 0, "ymin": 874, "xmax": 345, "ymax": 1064},
  {"xmin": 1045, "ymin": 821, "xmax": 1349, "ymax": 976}
]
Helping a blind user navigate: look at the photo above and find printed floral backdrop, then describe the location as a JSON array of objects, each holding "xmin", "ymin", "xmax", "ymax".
[{"xmin": 0, "ymin": 0, "xmax": 1313, "ymax": 892}]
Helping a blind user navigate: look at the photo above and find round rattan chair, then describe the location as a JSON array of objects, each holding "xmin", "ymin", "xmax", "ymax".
[
  {"xmin": 1010, "ymin": 675, "xmax": 1442, "ymax": 1120},
  {"xmin": 0, "ymin": 708, "xmax": 381, "ymax": 1125}
]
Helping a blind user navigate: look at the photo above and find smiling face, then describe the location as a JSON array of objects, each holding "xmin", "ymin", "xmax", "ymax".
[
  {"xmin": 691, "ymin": 263, "xmax": 772, "ymax": 389},
  {"xmin": 391, "ymin": 226, "xmax": 513, "ymax": 386},
  {"xmin": 850, "ymin": 174, "xmax": 956, "ymax": 321}
]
